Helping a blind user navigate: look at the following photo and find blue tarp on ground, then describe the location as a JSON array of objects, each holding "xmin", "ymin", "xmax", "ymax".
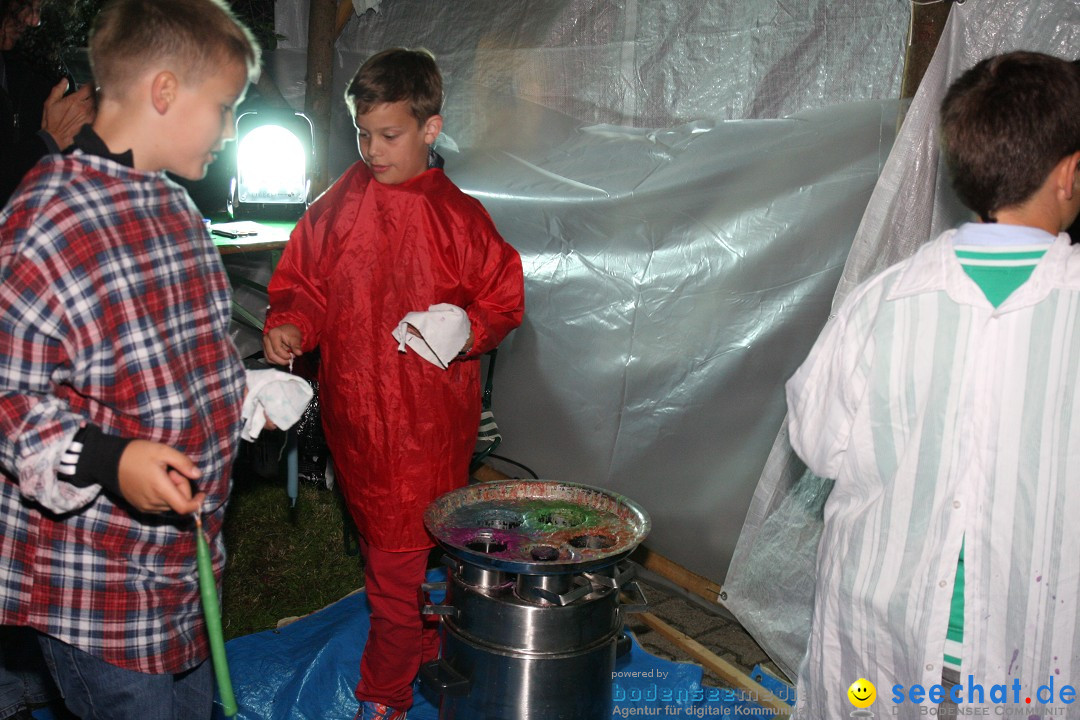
[{"xmin": 209, "ymin": 570, "xmax": 787, "ymax": 719}]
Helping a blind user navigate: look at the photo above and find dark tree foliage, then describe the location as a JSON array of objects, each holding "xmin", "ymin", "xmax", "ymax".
[
  {"xmin": 230, "ymin": 0, "xmax": 280, "ymax": 54},
  {"xmin": 13, "ymin": 0, "xmax": 279, "ymax": 78},
  {"xmin": 7, "ymin": 0, "xmax": 99, "ymax": 78}
]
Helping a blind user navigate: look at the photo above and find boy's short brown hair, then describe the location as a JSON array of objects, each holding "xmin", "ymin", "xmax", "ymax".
[
  {"xmin": 345, "ymin": 48, "xmax": 442, "ymax": 122},
  {"xmin": 89, "ymin": 0, "xmax": 260, "ymax": 99},
  {"xmin": 940, "ymin": 51, "xmax": 1080, "ymax": 221}
]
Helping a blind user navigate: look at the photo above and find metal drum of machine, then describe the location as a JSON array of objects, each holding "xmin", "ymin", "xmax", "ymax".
[{"xmin": 419, "ymin": 480, "xmax": 651, "ymax": 720}]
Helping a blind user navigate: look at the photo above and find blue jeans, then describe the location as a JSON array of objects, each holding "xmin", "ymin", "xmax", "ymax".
[
  {"xmin": 0, "ymin": 626, "xmax": 56, "ymax": 719},
  {"xmin": 38, "ymin": 634, "xmax": 213, "ymax": 720}
]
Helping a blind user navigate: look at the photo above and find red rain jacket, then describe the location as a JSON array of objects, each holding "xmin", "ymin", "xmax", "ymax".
[{"xmin": 265, "ymin": 162, "xmax": 525, "ymax": 551}]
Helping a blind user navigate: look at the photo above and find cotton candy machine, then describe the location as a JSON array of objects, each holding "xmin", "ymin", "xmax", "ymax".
[{"xmin": 419, "ymin": 480, "xmax": 651, "ymax": 720}]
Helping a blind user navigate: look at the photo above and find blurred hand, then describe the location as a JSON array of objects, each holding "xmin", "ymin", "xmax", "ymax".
[
  {"xmin": 41, "ymin": 80, "xmax": 95, "ymax": 150},
  {"xmin": 264, "ymin": 324, "xmax": 302, "ymax": 366},
  {"xmin": 117, "ymin": 440, "xmax": 204, "ymax": 515},
  {"xmin": 239, "ymin": 388, "xmax": 277, "ymax": 430}
]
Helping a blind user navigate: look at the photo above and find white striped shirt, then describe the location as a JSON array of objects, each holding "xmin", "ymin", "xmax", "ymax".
[{"xmin": 787, "ymin": 229, "xmax": 1080, "ymax": 718}]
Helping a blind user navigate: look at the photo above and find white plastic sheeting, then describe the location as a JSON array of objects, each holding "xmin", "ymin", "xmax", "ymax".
[
  {"xmin": 723, "ymin": 0, "xmax": 1080, "ymax": 682},
  {"xmin": 265, "ymin": 1, "xmax": 909, "ymax": 584},
  {"xmin": 275, "ymin": 0, "xmax": 909, "ymax": 131}
]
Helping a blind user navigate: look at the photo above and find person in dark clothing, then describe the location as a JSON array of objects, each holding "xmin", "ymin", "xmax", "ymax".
[{"xmin": 0, "ymin": 0, "xmax": 94, "ymax": 206}]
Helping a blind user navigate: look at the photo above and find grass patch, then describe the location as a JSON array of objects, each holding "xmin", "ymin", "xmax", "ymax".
[{"xmin": 221, "ymin": 463, "xmax": 363, "ymax": 640}]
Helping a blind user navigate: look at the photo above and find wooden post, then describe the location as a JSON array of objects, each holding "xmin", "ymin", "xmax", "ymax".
[
  {"xmin": 895, "ymin": 0, "xmax": 954, "ymax": 132},
  {"xmin": 304, "ymin": 0, "xmax": 338, "ymax": 196},
  {"xmin": 900, "ymin": 0, "xmax": 954, "ymax": 101},
  {"xmin": 632, "ymin": 611, "xmax": 793, "ymax": 717}
]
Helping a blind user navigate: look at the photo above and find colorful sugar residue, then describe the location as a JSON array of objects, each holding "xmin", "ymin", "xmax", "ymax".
[{"xmin": 425, "ymin": 481, "xmax": 650, "ymax": 568}]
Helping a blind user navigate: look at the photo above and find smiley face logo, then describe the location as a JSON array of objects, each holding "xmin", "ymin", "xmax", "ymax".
[{"xmin": 848, "ymin": 678, "xmax": 876, "ymax": 708}]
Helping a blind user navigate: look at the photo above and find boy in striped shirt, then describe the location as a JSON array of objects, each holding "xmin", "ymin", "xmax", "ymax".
[{"xmin": 787, "ymin": 51, "xmax": 1080, "ymax": 718}]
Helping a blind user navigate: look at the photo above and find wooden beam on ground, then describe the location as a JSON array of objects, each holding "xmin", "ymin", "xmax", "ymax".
[
  {"xmin": 633, "ymin": 611, "xmax": 792, "ymax": 717},
  {"xmin": 631, "ymin": 545, "xmax": 723, "ymax": 606}
]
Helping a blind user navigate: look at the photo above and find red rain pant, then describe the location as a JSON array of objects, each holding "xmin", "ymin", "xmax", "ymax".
[{"xmin": 355, "ymin": 537, "xmax": 440, "ymax": 709}]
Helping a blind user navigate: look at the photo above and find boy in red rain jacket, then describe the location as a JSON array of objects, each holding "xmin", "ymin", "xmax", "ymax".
[{"xmin": 262, "ymin": 48, "xmax": 524, "ymax": 720}]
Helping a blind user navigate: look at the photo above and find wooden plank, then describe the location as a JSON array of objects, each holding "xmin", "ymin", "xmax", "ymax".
[
  {"xmin": 335, "ymin": 0, "xmax": 355, "ymax": 39},
  {"xmin": 633, "ymin": 611, "xmax": 793, "ymax": 717},
  {"xmin": 632, "ymin": 545, "xmax": 724, "ymax": 606},
  {"xmin": 304, "ymin": 0, "xmax": 338, "ymax": 196},
  {"xmin": 471, "ymin": 462, "xmax": 511, "ymax": 483},
  {"xmin": 900, "ymin": 0, "xmax": 954, "ymax": 100}
]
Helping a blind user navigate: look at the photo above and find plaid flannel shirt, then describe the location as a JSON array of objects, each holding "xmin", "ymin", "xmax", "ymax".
[{"xmin": 0, "ymin": 151, "xmax": 245, "ymax": 673}]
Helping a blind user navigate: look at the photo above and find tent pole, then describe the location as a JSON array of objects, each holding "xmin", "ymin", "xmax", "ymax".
[{"xmin": 304, "ymin": 0, "xmax": 338, "ymax": 197}]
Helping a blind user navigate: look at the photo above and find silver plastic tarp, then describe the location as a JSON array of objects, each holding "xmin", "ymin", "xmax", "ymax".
[
  {"xmin": 256, "ymin": 0, "xmax": 910, "ymax": 592},
  {"xmin": 722, "ymin": 0, "xmax": 1080, "ymax": 681}
]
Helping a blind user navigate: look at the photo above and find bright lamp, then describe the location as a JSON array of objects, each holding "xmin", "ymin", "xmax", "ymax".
[{"xmin": 228, "ymin": 110, "xmax": 314, "ymax": 219}]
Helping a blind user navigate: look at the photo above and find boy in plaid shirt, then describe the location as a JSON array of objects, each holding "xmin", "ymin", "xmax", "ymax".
[{"xmin": 0, "ymin": 0, "xmax": 258, "ymax": 716}]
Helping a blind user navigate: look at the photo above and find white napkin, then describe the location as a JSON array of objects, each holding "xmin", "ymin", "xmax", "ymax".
[
  {"xmin": 241, "ymin": 369, "xmax": 314, "ymax": 441},
  {"xmin": 391, "ymin": 303, "xmax": 470, "ymax": 369}
]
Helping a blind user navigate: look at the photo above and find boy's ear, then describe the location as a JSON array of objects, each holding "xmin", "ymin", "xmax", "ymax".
[
  {"xmin": 422, "ymin": 114, "xmax": 443, "ymax": 145},
  {"xmin": 150, "ymin": 71, "xmax": 179, "ymax": 115},
  {"xmin": 1054, "ymin": 150, "xmax": 1080, "ymax": 204},
  {"xmin": 1067, "ymin": 151, "xmax": 1080, "ymax": 200}
]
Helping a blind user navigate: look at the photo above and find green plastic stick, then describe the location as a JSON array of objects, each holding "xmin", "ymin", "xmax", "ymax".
[{"xmin": 195, "ymin": 515, "xmax": 238, "ymax": 717}]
